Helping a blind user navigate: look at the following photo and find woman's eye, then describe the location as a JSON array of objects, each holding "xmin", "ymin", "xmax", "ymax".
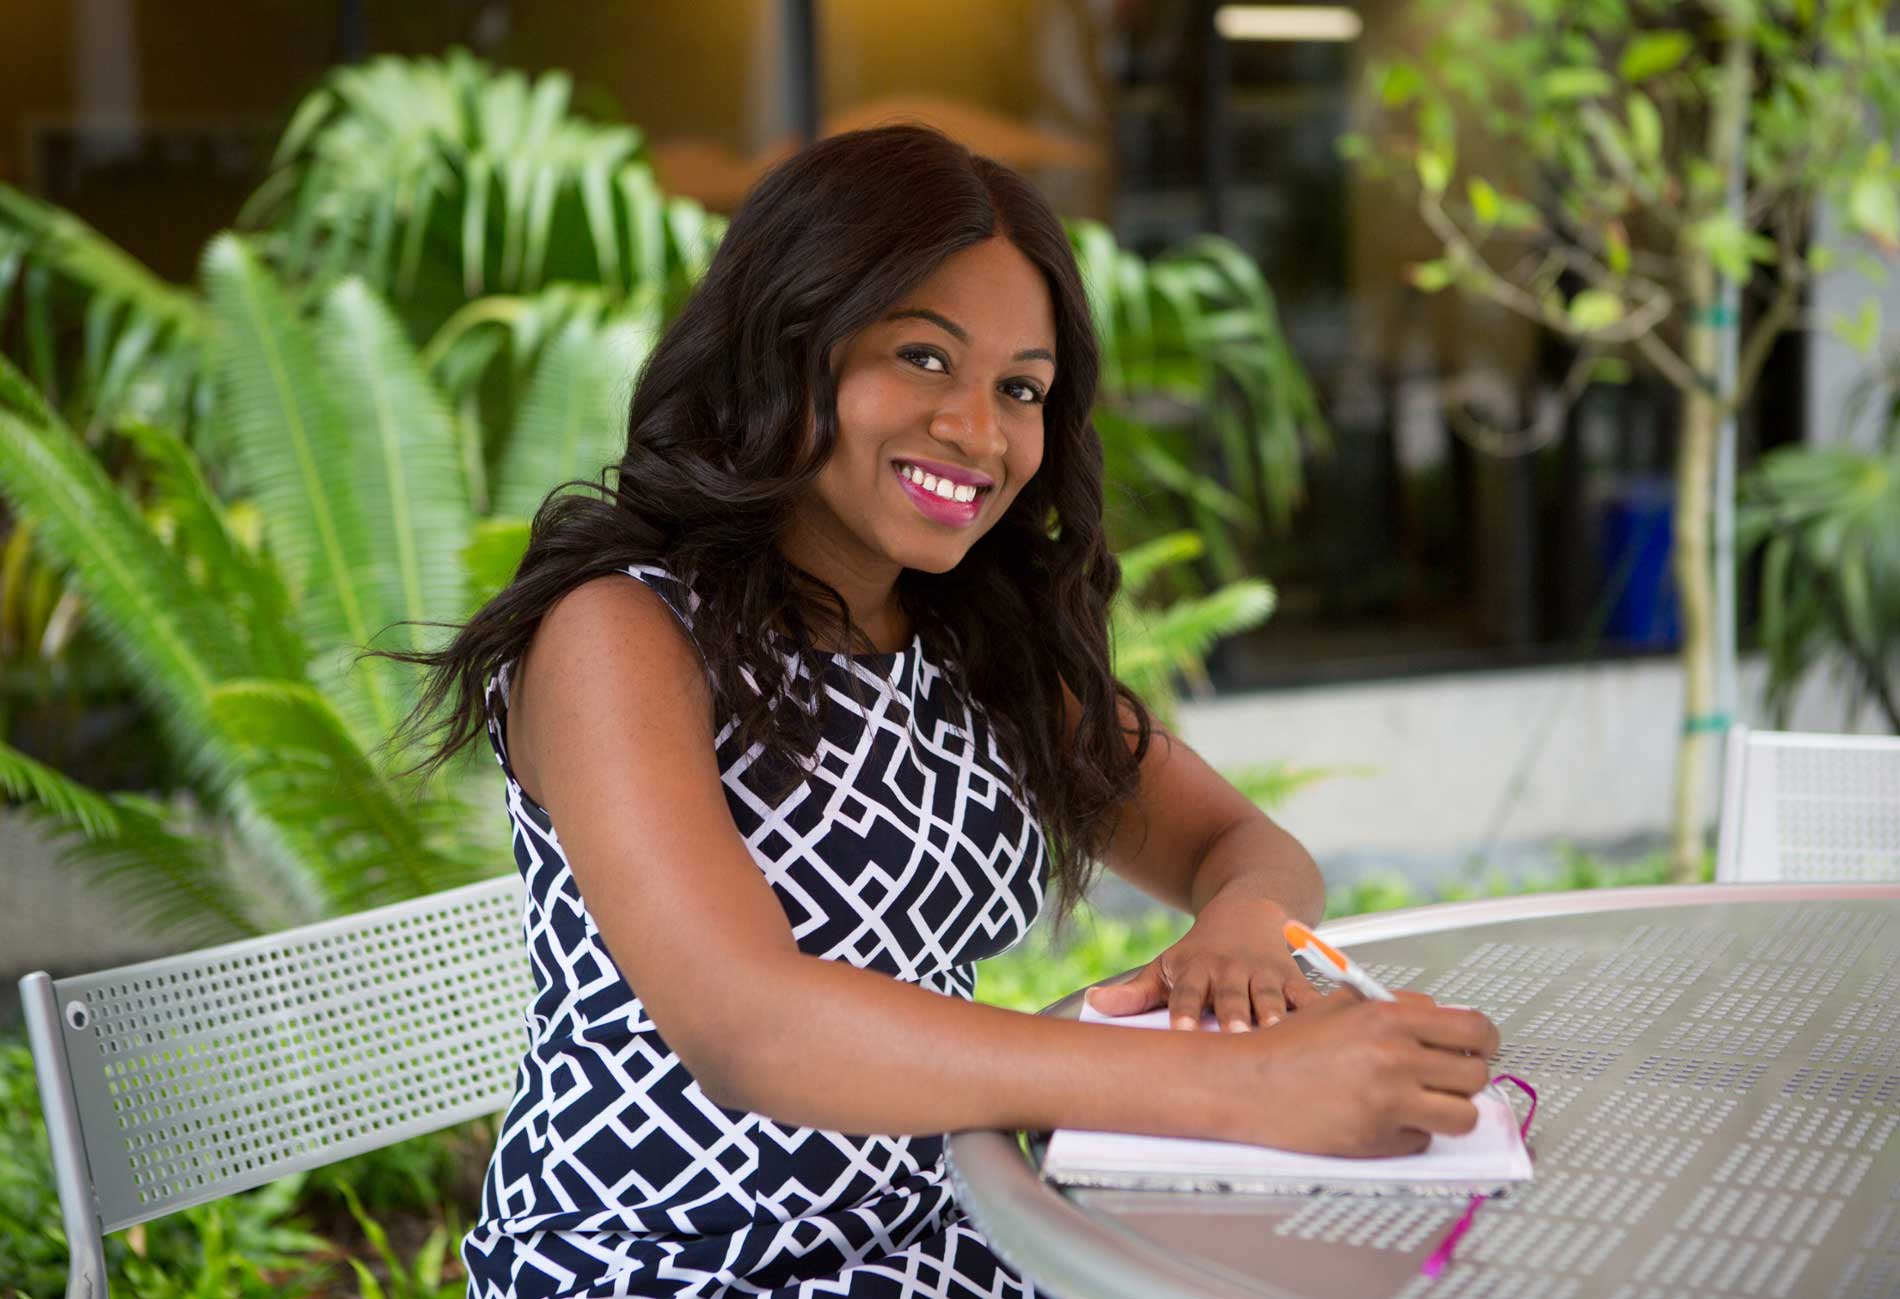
[{"xmin": 901, "ymin": 347, "xmax": 1042, "ymax": 406}]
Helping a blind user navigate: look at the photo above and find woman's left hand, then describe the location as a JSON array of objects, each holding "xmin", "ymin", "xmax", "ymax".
[{"xmin": 1083, "ymin": 890, "xmax": 1321, "ymax": 1032}]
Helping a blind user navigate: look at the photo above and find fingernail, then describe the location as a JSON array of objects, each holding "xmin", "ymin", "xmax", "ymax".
[
  {"xmin": 1226, "ymin": 1020, "xmax": 1251, "ymax": 1033},
  {"xmin": 1264, "ymin": 1014, "xmax": 1281, "ymax": 1027},
  {"xmin": 1174, "ymin": 1014, "xmax": 1196, "ymax": 1030}
]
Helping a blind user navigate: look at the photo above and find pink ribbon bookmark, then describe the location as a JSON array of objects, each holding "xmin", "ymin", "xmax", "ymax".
[{"xmin": 1420, "ymin": 1074, "xmax": 1537, "ymax": 1279}]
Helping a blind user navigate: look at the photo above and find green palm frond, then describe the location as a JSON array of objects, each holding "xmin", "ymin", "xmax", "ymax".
[
  {"xmin": 242, "ymin": 48, "xmax": 722, "ymax": 315},
  {"xmin": 0, "ymin": 357, "xmax": 247, "ymax": 790},
  {"xmin": 113, "ymin": 419, "xmax": 307, "ymax": 677},
  {"xmin": 317, "ymin": 279, "xmax": 473, "ymax": 645},
  {"xmin": 0, "ymin": 183, "xmax": 210, "ymax": 431},
  {"xmin": 425, "ymin": 282, "xmax": 662, "ymax": 514},
  {"xmin": 0, "ymin": 735, "xmax": 119, "ymax": 838},
  {"xmin": 464, "ymin": 518, "xmax": 532, "ymax": 609},
  {"xmin": 0, "ymin": 739, "xmax": 257, "ymax": 944},
  {"xmin": 1115, "ymin": 529, "xmax": 1205, "ymax": 598},
  {"xmin": 57, "ymin": 793, "xmax": 260, "ymax": 947},
  {"xmin": 1069, "ymin": 217, "xmax": 1328, "ymax": 582},
  {"xmin": 1110, "ymin": 531, "xmax": 1276, "ymax": 724},
  {"xmin": 491, "ymin": 309, "xmax": 654, "ymax": 517},
  {"xmin": 209, "ymin": 679, "xmax": 485, "ymax": 914},
  {"xmin": 203, "ymin": 234, "xmax": 405, "ymax": 743}
]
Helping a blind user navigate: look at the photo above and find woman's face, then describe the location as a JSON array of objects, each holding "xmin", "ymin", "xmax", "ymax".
[{"xmin": 788, "ymin": 234, "xmax": 1056, "ymax": 581}]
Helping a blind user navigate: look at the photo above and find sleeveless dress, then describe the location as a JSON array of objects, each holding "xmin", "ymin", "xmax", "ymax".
[{"xmin": 461, "ymin": 561, "xmax": 1055, "ymax": 1298}]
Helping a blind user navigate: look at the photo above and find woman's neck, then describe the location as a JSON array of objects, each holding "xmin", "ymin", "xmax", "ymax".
[{"xmin": 774, "ymin": 521, "xmax": 910, "ymax": 654}]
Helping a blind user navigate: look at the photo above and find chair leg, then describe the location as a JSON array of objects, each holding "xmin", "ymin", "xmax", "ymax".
[{"xmin": 19, "ymin": 973, "xmax": 111, "ymax": 1299}]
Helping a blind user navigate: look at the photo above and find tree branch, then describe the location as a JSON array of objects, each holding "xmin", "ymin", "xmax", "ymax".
[{"xmin": 1731, "ymin": 212, "xmax": 1809, "ymax": 411}]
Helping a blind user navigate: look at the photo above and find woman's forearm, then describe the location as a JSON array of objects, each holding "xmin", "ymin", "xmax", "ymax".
[
  {"xmin": 1187, "ymin": 814, "xmax": 1324, "ymax": 924},
  {"xmin": 719, "ymin": 951, "xmax": 1245, "ymax": 1138}
]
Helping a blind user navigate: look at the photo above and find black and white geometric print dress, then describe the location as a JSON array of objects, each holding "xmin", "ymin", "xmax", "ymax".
[{"xmin": 461, "ymin": 560, "xmax": 1054, "ymax": 1299}]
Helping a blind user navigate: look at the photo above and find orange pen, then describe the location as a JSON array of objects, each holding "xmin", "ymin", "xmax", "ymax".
[{"xmin": 1283, "ymin": 920, "xmax": 1397, "ymax": 1002}]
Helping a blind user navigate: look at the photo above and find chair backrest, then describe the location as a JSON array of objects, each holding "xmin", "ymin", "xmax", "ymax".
[
  {"xmin": 18, "ymin": 873, "xmax": 530, "ymax": 1299},
  {"xmin": 1717, "ymin": 724, "xmax": 1900, "ymax": 883}
]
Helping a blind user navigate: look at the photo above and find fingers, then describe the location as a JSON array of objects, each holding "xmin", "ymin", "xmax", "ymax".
[
  {"xmin": 1411, "ymin": 1044, "xmax": 1494, "ymax": 1098},
  {"xmin": 1084, "ymin": 964, "xmax": 1165, "ymax": 1018},
  {"xmin": 1281, "ymin": 967, "xmax": 1323, "ymax": 1010},
  {"xmin": 1389, "ymin": 1001, "xmax": 1501, "ymax": 1058},
  {"xmin": 1214, "ymin": 975, "xmax": 1254, "ymax": 1033},
  {"xmin": 1394, "ymin": 1088, "xmax": 1483, "ymax": 1137},
  {"xmin": 1248, "ymin": 972, "xmax": 1285, "ymax": 1028},
  {"xmin": 1166, "ymin": 967, "xmax": 1211, "ymax": 1029}
]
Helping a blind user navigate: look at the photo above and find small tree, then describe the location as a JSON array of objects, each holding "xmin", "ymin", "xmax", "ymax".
[{"xmin": 1352, "ymin": 0, "xmax": 1900, "ymax": 878}]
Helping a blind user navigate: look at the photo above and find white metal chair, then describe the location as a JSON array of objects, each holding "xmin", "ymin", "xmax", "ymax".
[
  {"xmin": 1716, "ymin": 724, "xmax": 1900, "ymax": 882},
  {"xmin": 17, "ymin": 873, "xmax": 531, "ymax": 1299}
]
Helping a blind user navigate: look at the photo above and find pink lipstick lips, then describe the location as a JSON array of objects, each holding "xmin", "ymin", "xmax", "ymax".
[{"xmin": 891, "ymin": 458, "xmax": 990, "ymax": 526}]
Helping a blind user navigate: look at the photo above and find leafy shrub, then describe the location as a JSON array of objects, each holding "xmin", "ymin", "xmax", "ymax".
[{"xmin": 2, "ymin": 1040, "xmax": 330, "ymax": 1298}]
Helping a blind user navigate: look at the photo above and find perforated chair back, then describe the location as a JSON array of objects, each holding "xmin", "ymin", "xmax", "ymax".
[
  {"xmin": 1716, "ymin": 724, "xmax": 1900, "ymax": 883},
  {"xmin": 18, "ymin": 873, "xmax": 531, "ymax": 1299}
]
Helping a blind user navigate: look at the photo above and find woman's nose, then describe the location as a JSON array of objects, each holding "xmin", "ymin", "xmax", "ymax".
[{"xmin": 930, "ymin": 388, "xmax": 1006, "ymax": 463}]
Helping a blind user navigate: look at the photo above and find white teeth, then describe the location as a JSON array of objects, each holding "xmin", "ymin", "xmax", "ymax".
[{"xmin": 898, "ymin": 461, "xmax": 984, "ymax": 505}]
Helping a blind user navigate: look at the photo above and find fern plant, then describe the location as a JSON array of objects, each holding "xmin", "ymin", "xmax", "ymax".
[
  {"xmin": 238, "ymin": 48, "xmax": 723, "ymax": 329},
  {"xmin": 0, "ymin": 252, "xmax": 650, "ymax": 938}
]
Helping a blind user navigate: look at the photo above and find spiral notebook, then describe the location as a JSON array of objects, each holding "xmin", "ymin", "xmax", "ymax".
[{"xmin": 1040, "ymin": 1003, "xmax": 1534, "ymax": 1198}]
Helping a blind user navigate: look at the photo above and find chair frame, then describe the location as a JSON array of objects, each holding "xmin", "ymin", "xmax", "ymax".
[
  {"xmin": 18, "ymin": 873, "xmax": 530, "ymax": 1299},
  {"xmin": 1716, "ymin": 722, "xmax": 1900, "ymax": 883}
]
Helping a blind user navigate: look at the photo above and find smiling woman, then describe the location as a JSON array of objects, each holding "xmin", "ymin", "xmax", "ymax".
[
  {"xmin": 781, "ymin": 235, "xmax": 1056, "ymax": 645},
  {"xmin": 365, "ymin": 122, "xmax": 1496, "ymax": 1299}
]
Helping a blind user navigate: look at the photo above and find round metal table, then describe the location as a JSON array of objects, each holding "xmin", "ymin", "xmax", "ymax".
[{"xmin": 947, "ymin": 883, "xmax": 1900, "ymax": 1299}]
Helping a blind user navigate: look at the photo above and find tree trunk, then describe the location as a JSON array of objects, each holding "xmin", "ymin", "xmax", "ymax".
[
  {"xmin": 1671, "ymin": 365, "xmax": 1718, "ymax": 882},
  {"xmin": 1670, "ymin": 11, "xmax": 1752, "ymax": 884}
]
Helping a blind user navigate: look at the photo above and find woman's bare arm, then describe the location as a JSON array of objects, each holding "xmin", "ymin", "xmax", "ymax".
[
  {"xmin": 512, "ymin": 575, "xmax": 1494, "ymax": 1153},
  {"xmin": 1057, "ymin": 679, "xmax": 1324, "ymax": 924}
]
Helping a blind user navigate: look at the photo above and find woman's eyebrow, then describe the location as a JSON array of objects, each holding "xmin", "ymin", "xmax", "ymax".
[{"xmin": 882, "ymin": 308, "xmax": 1055, "ymax": 365}]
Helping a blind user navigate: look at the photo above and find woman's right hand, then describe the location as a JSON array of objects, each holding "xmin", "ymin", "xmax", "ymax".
[{"xmin": 1206, "ymin": 989, "xmax": 1502, "ymax": 1157}]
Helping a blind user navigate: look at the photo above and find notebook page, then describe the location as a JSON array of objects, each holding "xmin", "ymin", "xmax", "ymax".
[{"xmin": 1040, "ymin": 1002, "xmax": 1532, "ymax": 1194}]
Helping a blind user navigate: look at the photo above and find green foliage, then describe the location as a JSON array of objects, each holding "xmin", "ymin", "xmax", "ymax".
[
  {"xmin": 0, "ymin": 318, "xmax": 507, "ymax": 936},
  {"xmin": 1353, "ymin": 0, "xmax": 1900, "ymax": 396},
  {"xmin": 1739, "ymin": 365, "xmax": 1900, "ymax": 731},
  {"xmin": 1073, "ymin": 222, "xmax": 1329, "ymax": 574},
  {"xmin": 331, "ymin": 1181, "xmax": 464, "ymax": 1299},
  {"xmin": 1109, "ymin": 531, "xmax": 1273, "ymax": 724},
  {"xmin": 0, "ymin": 1041, "xmax": 332, "ymax": 1299},
  {"xmin": 1326, "ymin": 845, "xmax": 1713, "ymax": 920},
  {"xmin": 975, "ymin": 906, "xmax": 1190, "ymax": 1012},
  {"xmin": 242, "ymin": 49, "xmax": 720, "ymax": 316},
  {"xmin": 0, "ymin": 1041, "xmax": 76, "ymax": 1297},
  {"xmin": 0, "ymin": 185, "xmax": 210, "ymax": 435},
  {"xmin": 113, "ymin": 1177, "xmax": 331, "ymax": 1299}
]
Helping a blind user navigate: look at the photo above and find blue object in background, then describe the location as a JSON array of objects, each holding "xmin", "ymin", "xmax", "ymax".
[{"xmin": 1598, "ymin": 475, "xmax": 1679, "ymax": 648}]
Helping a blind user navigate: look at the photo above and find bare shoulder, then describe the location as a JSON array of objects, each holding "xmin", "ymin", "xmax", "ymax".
[{"xmin": 506, "ymin": 572, "xmax": 714, "ymax": 808}]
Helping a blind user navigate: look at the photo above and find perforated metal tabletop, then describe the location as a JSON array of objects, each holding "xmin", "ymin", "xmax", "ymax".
[{"xmin": 947, "ymin": 884, "xmax": 1900, "ymax": 1299}]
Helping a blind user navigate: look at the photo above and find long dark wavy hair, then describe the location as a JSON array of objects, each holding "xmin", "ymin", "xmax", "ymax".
[{"xmin": 373, "ymin": 122, "xmax": 1153, "ymax": 930}]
